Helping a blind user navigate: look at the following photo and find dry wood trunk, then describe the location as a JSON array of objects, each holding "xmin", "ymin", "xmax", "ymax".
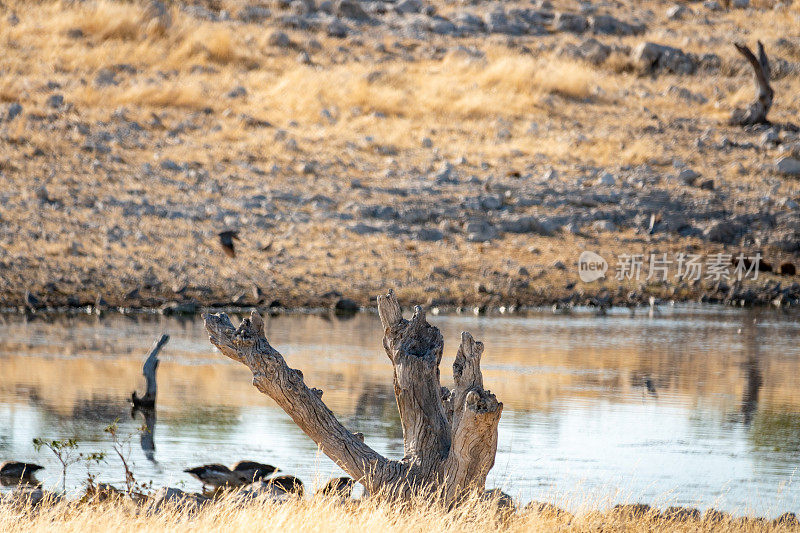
[
  {"xmin": 203, "ymin": 290, "xmax": 502, "ymax": 502},
  {"xmin": 730, "ymin": 41, "xmax": 774, "ymax": 126}
]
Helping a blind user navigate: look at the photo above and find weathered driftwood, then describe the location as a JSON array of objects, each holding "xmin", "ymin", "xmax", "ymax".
[
  {"xmin": 131, "ymin": 334, "xmax": 169, "ymax": 409},
  {"xmin": 203, "ymin": 290, "xmax": 502, "ymax": 502},
  {"xmin": 730, "ymin": 41, "xmax": 773, "ymax": 126}
]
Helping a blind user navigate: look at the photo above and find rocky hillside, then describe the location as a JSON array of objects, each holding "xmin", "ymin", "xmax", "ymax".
[{"xmin": 0, "ymin": 0, "xmax": 799, "ymax": 311}]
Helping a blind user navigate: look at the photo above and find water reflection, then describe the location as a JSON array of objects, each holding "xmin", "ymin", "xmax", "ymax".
[{"xmin": 0, "ymin": 306, "xmax": 799, "ymax": 516}]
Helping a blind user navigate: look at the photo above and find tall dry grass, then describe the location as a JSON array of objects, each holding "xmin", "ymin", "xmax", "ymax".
[{"xmin": 0, "ymin": 491, "xmax": 792, "ymax": 533}]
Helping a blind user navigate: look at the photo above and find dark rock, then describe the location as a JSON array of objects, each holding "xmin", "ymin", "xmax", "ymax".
[
  {"xmin": 466, "ymin": 220, "xmax": 498, "ymax": 242},
  {"xmin": 776, "ymin": 157, "xmax": 800, "ymax": 176},
  {"xmin": 632, "ymin": 42, "xmax": 695, "ymax": 75},
  {"xmin": 159, "ymin": 301, "xmax": 198, "ymax": 315},
  {"xmin": 774, "ymin": 512, "xmax": 799, "ymax": 527},
  {"xmin": 417, "ymin": 228, "xmax": 445, "ymax": 242},
  {"xmin": 698, "ymin": 179, "xmax": 714, "ymax": 190},
  {"xmin": 24, "ymin": 290, "xmax": 41, "ymax": 310},
  {"xmin": 590, "ymin": 15, "xmax": 644, "ymax": 36},
  {"xmin": 703, "ymin": 221, "xmax": 745, "ymax": 244},
  {"xmin": 333, "ymin": 297, "xmax": 359, "ymax": 312},
  {"xmin": 395, "ymin": 0, "xmax": 422, "ymax": 14},
  {"xmin": 227, "ymin": 86, "xmax": 248, "ymax": 98},
  {"xmin": 613, "ymin": 503, "xmax": 655, "ymax": 519},
  {"xmin": 238, "ymin": 5, "xmax": 272, "ymax": 23},
  {"xmin": 268, "ymin": 31, "xmax": 293, "ymax": 47},
  {"xmin": 561, "ymin": 38, "xmax": 611, "ymax": 65},
  {"xmin": 47, "ymin": 94, "xmax": 64, "ymax": 108},
  {"xmin": 160, "ymin": 159, "xmax": 181, "ymax": 171},
  {"xmin": 95, "ymin": 68, "xmax": 118, "ymax": 87},
  {"xmin": 336, "ymin": 0, "xmax": 369, "ymax": 20},
  {"xmin": 663, "ymin": 506, "xmax": 701, "ymax": 521},
  {"xmin": 7, "ymin": 102, "xmax": 23, "ymax": 121},
  {"xmin": 451, "ymin": 12, "xmax": 486, "ymax": 35},
  {"xmin": 553, "ymin": 12, "xmax": 588, "ymax": 33},
  {"xmin": 779, "ymin": 262, "xmax": 796, "ymax": 276},
  {"xmin": 327, "ymin": 19, "xmax": 350, "ymax": 37}
]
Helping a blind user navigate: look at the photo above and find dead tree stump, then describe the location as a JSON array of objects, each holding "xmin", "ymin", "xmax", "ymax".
[
  {"xmin": 730, "ymin": 41, "xmax": 774, "ymax": 126},
  {"xmin": 203, "ymin": 290, "xmax": 502, "ymax": 502}
]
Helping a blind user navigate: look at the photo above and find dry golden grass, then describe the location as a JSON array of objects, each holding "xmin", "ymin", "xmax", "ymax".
[{"xmin": 0, "ymin": 492, "xmax": 793, "ymax": 533}]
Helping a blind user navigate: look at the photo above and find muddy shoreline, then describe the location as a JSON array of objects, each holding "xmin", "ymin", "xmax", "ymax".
[{"xmin": 5, "ymin": 277, "xmax": 799, "ymax": 316}]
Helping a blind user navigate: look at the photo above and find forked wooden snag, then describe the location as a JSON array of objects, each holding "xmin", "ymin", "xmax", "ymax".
[
  {"xmin": 730, "ymin": 41, "xmax": 774, "ymax": 126},
  {"xmin": 203, "ymin": 290, "xmax": 503, "ymax": 502},
  {"xmin": 131, "ymin": 334, "xmax": 170, "ymax": 409}
]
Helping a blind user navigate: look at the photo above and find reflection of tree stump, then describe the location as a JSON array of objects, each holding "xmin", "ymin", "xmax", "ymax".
[
  {"xmin": 204, "ymin": 290, "xmax": 503, "ymax": 502},
  {"xmin": 131, "ymin": 334, "xmax": 169, "ymax": 409}
]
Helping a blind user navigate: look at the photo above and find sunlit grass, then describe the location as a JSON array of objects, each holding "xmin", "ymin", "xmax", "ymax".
[{"xmin": 0, "ymin": 490, "xmax": 792, "ymax": 533}]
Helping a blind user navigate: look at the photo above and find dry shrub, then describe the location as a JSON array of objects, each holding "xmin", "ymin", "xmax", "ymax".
[
  {"xmin": 114, "ymin": 82, "xmax": 209, "ymax": 109},
  {"xmin": 168, "ymin": 26, "xmax": 240, "ymax": 66},
  {"xmin": 533, "ymin": 60, "xmax": 596, "ymax": 99},
  {"xmin": 75, "ymin": 0, "xmax": 143, "ymax": 41}
]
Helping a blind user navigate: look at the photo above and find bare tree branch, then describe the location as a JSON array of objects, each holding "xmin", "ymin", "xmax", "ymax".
[{"xmin": 730, "ymin": 41, "xmax": 774, "ymax": 125}]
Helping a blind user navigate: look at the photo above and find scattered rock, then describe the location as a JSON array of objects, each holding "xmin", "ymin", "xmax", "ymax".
[
  {"xmin": 268, "ymin": 30, "xmax": 293, "ymax": 47},
  {"xmin": 698, "ymin": 179, "xmax": 714, "ymax": 191},
  {"xmin": 553, "ymin": 12, "xmax": 588, "ymax": 34},
  {"xmin": 678, "ymin": 168, "xmax": 701, "ymax": 185},
  {"xmin": 466, "ymin": 220, "xmax": 497, "ymax": 242},
  {"xmin": 553, "ymin": 260, "xmax": 567, "ymax": 270},
  {"xmin": 348, "ymin": 222, "xmax": 381, "ymax": 235},
  {"xmin": 417, "ymin": 227, "xmax": 444, "ymax": 241},
  {"xmin": 6, "ymin": 102, "xmax": 22, "ymax": 121},
  {"xmin": 632, "ymin": 42, "xmax": 695, "ymax": 75},
  {"xmin": 227, "ymin": 86, "xmax": 248, "ymax": 98},
  {"xmin": 238, "ymin": 5, "xmax": 272, "ymax": 23},
  {"xmin": 776, "ymin": 157, "xmax": 800, "ymax": 176},
  {"xmin": 561, "ymin": 38, "xmax": 611, "ymax": 65},
  {"xmin": 327, "ymin": 19, "xmax": 350, "ymax": 37},
  {"xmin": 395, "ymin": 0, "xmax": 422, "ymax": 14},
  {"xmin": 668, "ymin": 86, "xmax": 707, "ymax": 104},
  {"xmin": 336, "ymin": 0, "xmax": 370, "ymax": 20},
  {"xmin": 590, "ymin": 15, "xmax": 644, "ymax": 36},
  {"xmin": 666, "ymin": 5, "xmax": 691, "ymax": 20},
  {"xmin": 160, "ymin": 159, "xmax": 181, "ymax": 172},
  {"xmin": 703, "ymin": 221, "xmax": 745, "ymax": 244},
  {"xmin": 47, "ymin": 94, "xmax": 65, "ymax": 108},
  {"xmin": 499, "ymin": 216, "xmax": 554, "ymax": 235}
]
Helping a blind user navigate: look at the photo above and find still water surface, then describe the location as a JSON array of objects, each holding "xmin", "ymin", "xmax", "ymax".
[{"xmin": 0, "ymin": 306, "xmax": 799, "ymax": 516}]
